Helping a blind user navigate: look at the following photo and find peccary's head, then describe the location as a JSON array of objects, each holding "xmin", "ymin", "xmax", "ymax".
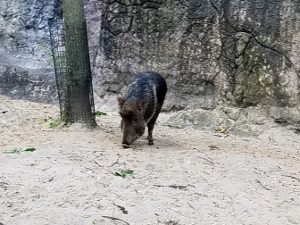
[{"xmin": 118, "ymin": 97, "xmax": 146, "ymax": 148}]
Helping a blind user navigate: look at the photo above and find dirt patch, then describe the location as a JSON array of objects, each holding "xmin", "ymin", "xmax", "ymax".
[{"xmin": 0, "ymin": 95, "xmax": 300, "ymax": 225}]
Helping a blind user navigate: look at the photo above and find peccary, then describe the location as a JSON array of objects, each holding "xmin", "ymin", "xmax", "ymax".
[{"xmin": 118, "ymin": 71, "xmax": 167, "ymax": 148}]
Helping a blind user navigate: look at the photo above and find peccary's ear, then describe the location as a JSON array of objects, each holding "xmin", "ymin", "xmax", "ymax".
[{"xmin": 117, "ymin": 97, "xmax": 125, "ymax": 108}]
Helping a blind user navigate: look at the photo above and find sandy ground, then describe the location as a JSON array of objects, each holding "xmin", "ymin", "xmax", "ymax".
[{"xmin": 0, "ymin": 95, "xmax": 300, "ymax": 225}]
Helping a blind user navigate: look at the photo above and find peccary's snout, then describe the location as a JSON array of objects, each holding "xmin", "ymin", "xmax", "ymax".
[
  {"xmin": 122, "ymin": 136, "xmax": 133, "ymax": 148},
  {"xmin": 122, "ymin": 126, "xmax": 144, "ymax": 148}
]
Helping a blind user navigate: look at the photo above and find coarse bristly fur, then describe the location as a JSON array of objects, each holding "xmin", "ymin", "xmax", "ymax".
[{"xmin": 118, "ymin": 71, "xmax": 167, "ymax": 148}]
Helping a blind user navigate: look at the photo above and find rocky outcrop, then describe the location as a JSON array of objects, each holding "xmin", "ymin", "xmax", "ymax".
[
  {"xmin": 94, "ymin": 0, "xmax": 299, "ymax": 108},
  {"xmin": 93, "ymin": 0, "xmax": 300, "ymax": 124},
  {"xmin": 0, "ymin": 0, "xmax": 58, "ymax": 102},
  {"xmin": 0, "ymin": 0, "xmax": 300, "ymax": 125}
]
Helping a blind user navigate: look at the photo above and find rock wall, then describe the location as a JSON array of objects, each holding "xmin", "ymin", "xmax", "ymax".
[
  {"xmin": 1, "ymin": 0, "xmax": 300, "ymax": 124},
  {"xmin": 0, "ymin": 0, "xmax": 59, "ymax": 102},
  {"xmin": 94, "ymin": 0, "xmax": 300, "ymax": 112}
]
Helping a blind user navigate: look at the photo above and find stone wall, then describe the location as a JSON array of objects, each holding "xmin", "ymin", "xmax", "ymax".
[
  {"xmin": 0, "ymin": 0, "xmax": 59, "ymax": 102},
  {"xmin": 0, "ymin": 0, "xmax": 300, "ymax": 123},
  {"xmin": 93, "ymin": 0, "xmax": 300, "ymax": 112}
]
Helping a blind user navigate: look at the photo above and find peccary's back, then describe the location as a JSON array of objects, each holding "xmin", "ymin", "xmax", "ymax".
[{"xmin": 126, "ymin": 71, "xmax": 167, "ymax": 123}]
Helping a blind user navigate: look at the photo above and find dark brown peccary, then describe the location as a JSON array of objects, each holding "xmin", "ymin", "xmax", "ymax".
[{"xmin": 118, "ymin": 71, "xmax": 167, "ymax": 148}]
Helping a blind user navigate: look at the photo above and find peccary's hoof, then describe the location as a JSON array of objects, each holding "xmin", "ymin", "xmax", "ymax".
[
  {"xmin": 122, "ymin": 144, "xmax": 131, "ymax": 148},
  {"xmin": 148, "ymin": 140, "xmax": 154, "ymax": 145}
]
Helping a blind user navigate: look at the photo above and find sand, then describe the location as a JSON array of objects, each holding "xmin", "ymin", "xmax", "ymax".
[{"xmin": 0, "ymin": 95, "xmax": 299, "ymax": 225}]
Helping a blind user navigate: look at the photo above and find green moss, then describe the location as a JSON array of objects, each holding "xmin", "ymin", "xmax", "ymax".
[
  {"xmin": 234, "ymin": 43, "xmax": 275, "ymax": 107},
  {"xmin": 42, "ymin": 115, "xmax": 69, "ymax": 128}
]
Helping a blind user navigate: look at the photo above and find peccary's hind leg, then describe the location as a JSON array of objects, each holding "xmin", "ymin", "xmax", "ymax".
[{"xmin": 147, "ymin": 121, "xmax": 155, "ymax": 145}]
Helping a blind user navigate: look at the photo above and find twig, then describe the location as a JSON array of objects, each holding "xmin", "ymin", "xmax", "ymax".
[
  {"xmin": 255, "ymin": 179, "xmax": 271, "ymax": 190},
  {"xmin": 154, "ymin": 184, "xmax": 188, "ymax": 190},
  {"xmin": 102, "ymin": 216, "xmax": 130, "ymax": 225},
  {"xmin": 93, "ymin": 154, "xmax": 120, "ymax": 168},
  {"xmin": 114, "ymin": 203, "xmax": 128, "ymax": 214},
  {"xmin": 282, "ymin": 175, "xmax": 300, "ymax": 182},
  {"xmin": 83, "ymin": 166, "xmax": 95, "ymax": 172},
  {"xmin": 188, "ymin": 202, "xmax": 196, "ymax": 210},
  {"xmin": 208, "ymin": 144, "xmax": 220, "ymax": 150},
  {"xmin": 199, "ymin": 156, "xmax": 215, "ymax": 165},
  {"xmin": 108, "ymin": 154, "xmax": 120, "ymax": 167},
  {"xmin": 93, "ymin": 160, "xmax": 115, "ymax": 175},
  {"xmin": 277, "ymin": 200, "xmax": 288, "ymax": 207},
  {"xmin": 93, "ymin": 159, "xmax": 104, "ymax": 167}
]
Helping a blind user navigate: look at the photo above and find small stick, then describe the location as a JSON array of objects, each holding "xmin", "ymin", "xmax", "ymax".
[
  {"xmin": 188, "ymin": 202, "xmax": 196, "ymax": 210},
  {"xmin": 83, "ymin": 166, "xmax": 95, "ymax": 172},
  {"xmin": 102, "ymin": 216, "xmax": 130, "ymax": 225},
  {"xmin": 199, "ymin": 156, "xmax": 214, "ymax": 165},
  {"xmin": 282, "ymin": 175, "xmax": 300, "ymax": 182},
  {"xmin": 93, "ymin": 160, "xmax": 115, "ymax": 175},
  {"xmin": 114, "ymin": 203, "xmax": 128, "ymax": 214},
  {"xmin": 277, "ymin": 200, "xmax": 288, "ymax": 207},
  {"xmin": 93, "ymin": 159, "xmax": 104, "ymax": 167},
  {"xmin": 154, "ymin": 184, "xmax": 188, "ymax": 190},
  {"xmin": 108, "ymin": 154, "xmax": 120, "ymax": 167},
  {"xmin": 93, "ymin": 154, "xmax": 120, "ymax": 168},
  {"xmin": 255, "ymin": 179, "xmax": 271, "ymax": 190}
]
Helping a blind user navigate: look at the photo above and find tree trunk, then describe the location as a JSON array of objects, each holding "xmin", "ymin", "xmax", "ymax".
[{"xmin": 63, "ymin": 0, "xmax": 96, "ymax": 127}]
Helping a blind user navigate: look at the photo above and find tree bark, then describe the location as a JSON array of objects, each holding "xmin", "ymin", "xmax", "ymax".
[{"xmin": 63, "ymin": 0, "xmax": 96, "ymax": 127}]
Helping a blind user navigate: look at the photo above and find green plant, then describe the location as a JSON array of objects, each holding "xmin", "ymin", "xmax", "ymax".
[
  {"xmin": 94, "ymin": 111, "xmax": 107, "ymax": 117},
  {"xmin": 42, "ymin": 116, "xmax": 65, "ymax": 128},
  {"xmin": 115, "ymin": 169, "xmax": 134, "ymax": 178},
  {"xmin": 4, "ymin": 147, "xmax": 36, "ymax": 154}
]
